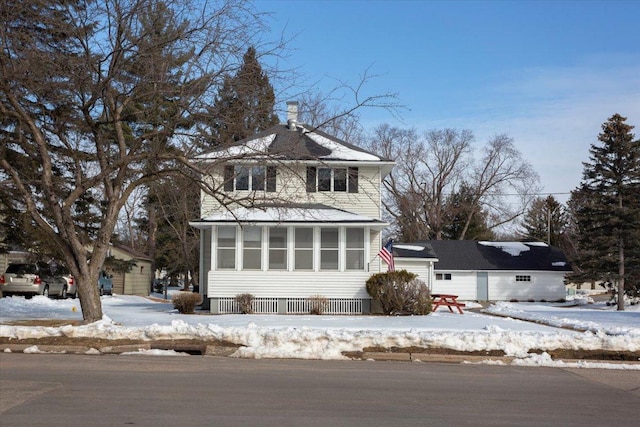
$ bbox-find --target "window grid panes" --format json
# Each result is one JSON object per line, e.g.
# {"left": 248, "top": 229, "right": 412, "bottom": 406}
{"left": 251, "top": 166, "right": 266, "bottom": 191}
{"left": 333, "top": 168, "right": 347, "bottom": 192}
{"left": 217, "top": 226, "right": 236, "bottom": 269}
{"left": 318, "top": 168, "right": 331, "bottom": 191}
{"left": 436, "top": 273, "right": 452, "bottom": 280}
{"left": 306, "top": 167, "right": 359, "bottom": 193}
{"left": 235, "top": 166, "right": 250, "bottom": 191}
{"left": 294, "top": 228, "right": 313, "bottom": 270}
{"left": 268, "top": 227, "right": 288, "bottom": 270}
{"left": 345, "top": 228, "right": 364, "bottom": 270}
{"left": 515, "top": 275, "right": 531, "bottom": 282}
{"left": 320, "top": 228, "right": 339, "bottom": 270}
{"left": 242, "top": 226, "right": 262, "bottom": 270}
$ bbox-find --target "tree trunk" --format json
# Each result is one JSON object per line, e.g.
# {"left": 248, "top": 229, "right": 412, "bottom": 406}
{"left": 77, "top": 271, "right": 103, "bottom": 323}
{"left": 618, "top": 238, "right": 625, "bottom": 311}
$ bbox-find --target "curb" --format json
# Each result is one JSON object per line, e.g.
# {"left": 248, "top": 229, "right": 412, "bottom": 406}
{"left": 3, "top": 343, "right": 639, "bottom": 366}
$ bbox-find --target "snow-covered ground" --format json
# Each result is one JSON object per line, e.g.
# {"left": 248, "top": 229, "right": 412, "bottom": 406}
{"left": 1, "top": 293, "right": 639, "bottom": 369}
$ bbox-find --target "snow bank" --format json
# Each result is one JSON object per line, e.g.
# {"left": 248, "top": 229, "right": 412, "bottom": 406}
{"left": 1, "top": 295, "right": 639, "bottom": 366}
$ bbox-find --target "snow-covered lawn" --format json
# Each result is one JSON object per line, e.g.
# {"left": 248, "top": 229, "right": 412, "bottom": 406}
{"left": 1, "top": 293, "right": 639, "bottom": 370}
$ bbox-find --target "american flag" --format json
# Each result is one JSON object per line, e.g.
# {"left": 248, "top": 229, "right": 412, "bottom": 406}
{"left": 378, "top": 239, "right": 395, "bottom": 271}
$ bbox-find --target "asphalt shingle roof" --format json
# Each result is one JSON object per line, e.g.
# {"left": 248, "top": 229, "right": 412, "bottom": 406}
{"left": 201, "top": 123, "right": 393, "bottom": 162}
{"left": 399, "top": 240, "right": 572, "bottom": 272}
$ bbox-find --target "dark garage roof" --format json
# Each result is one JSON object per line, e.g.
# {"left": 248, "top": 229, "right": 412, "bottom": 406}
{"left": 398, "top": 240, "right": 572, "bottom": 272}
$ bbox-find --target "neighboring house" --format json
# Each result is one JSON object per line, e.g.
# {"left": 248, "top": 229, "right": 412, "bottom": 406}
{"left": 0, "top": 251, "right": 30, "bottom": 276}
{"left": 108, "top": 245, "right": 153, "bottom": 296}
{"left": 191, "top": 101, "right": 395, "bottom": 314}
{"left": 396, "top": 240, "right": 571, "bottom": 302}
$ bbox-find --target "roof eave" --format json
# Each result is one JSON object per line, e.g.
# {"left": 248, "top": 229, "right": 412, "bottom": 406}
{"left": 190, "top": 220, "right": 388, "bottom": 229}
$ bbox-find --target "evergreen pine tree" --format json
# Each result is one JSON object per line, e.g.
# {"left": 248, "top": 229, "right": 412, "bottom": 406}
{"left": 568, "top": 114, "right": 640, "bottom": 309}
{"left": 208, "top": 46, "right": 279, "bottom": 145}
{"left": 520, "top": 196, "right": 567, "bottom": 246}
{"left": 442, "top": 185, "right": 495, "bottom": 240}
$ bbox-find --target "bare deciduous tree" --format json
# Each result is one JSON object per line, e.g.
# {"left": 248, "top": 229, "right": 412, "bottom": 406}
{"left": 0, "top": 0, "right": 400, "bottom": 322}
{"left": 0, "top": 0, "right": 269, "bottom": 322}
{"left": 368, "top": 125, "right": 539, "bottom": 241}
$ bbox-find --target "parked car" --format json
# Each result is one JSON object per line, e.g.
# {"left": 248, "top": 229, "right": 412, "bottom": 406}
{"left": 98, "top": 270, "right": 113, "bottom": 296}
{"left": 0, "top": 262, "right": 67, "bottom": 298}
{"left": 62, "top": 274, "right": 78, "bottom": 299}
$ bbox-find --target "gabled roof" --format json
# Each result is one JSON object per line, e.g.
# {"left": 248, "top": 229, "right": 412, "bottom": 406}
{"left": 112, "top": 245, "right": 153, "bottom": 262}
{"left": 198, "top": 123, "right": 394, "bottom": 175}
{"left": 402, "top": 240, "right": 572, "bottom": 272}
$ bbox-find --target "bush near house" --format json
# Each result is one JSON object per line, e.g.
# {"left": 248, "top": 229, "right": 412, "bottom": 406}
{"left": 235, "top": 293, "right": 255, "bottom": 314}
{"left": 366, "top": 270, "right": 432, "bottom": 315}
{"left": 308, "top": 295, "right": 328, "bottom": 315}
{"left": 172, "top": 292, "right": 202, "bottom": 314}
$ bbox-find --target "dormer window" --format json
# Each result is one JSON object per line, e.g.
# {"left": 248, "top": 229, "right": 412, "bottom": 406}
{"left": 306, "top": 167, "right": 358, "bottom": 193}
{"left": 224, "top": 165, "right": 276, "bottom": 192}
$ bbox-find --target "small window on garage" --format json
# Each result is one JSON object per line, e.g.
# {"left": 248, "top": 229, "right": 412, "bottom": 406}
{"left": 516, "top": 275, "right": 531, "bottom": 282}
{"left": 436, "top": 273, "right": 452, "bottom": 280}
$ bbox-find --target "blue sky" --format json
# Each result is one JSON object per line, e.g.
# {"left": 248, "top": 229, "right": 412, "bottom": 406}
{"left": 254, "top": 0, "right": 640, "bottom": 201}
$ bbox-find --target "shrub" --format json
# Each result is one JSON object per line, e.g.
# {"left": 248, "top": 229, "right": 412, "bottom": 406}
{"left": 235, "top": 293, "right": 255, "bottom": 314}
{"left": 172, "top": 291, "right": 202, "bottom": 314}
{"left": 366, "top": 270, "right": 431, "bottom": 315}
{"left": 308, "top": 295, "right": 328, "bottom": 315}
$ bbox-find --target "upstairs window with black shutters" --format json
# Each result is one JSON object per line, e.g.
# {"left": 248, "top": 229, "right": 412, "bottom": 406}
{"left": 224, "top": 165, "right": 276, "bottom": 192}
{"left": 306, "top": 167, "right": 358, "bottom": 193}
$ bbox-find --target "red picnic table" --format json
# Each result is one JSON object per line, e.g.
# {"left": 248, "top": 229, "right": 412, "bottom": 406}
{"left": 431, "top": 294, "right": 465, "bottom": 314}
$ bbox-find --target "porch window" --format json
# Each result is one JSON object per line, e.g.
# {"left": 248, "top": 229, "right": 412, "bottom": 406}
{"left": 268, "top": 227, "right": 288, "bottom": 270}
{"left": 242, "top": 226, "right": 262, "bottom": 270}
{"left": 515, "top": 275, "right": 531, "bottom": 282}
{"left": 320, "top": 228, "right": 339, "bottom": 270}
{"left": 294, "top": 228, "right": 313, "bottom": 270}
{"left": 345, "top": 228, "right": 365, "bottom": 270}
{"left": 217, "top": 226, "right": 236, "bottom": 269}
{"left": 436, "top": 273, "right": 452, "bottom": 280}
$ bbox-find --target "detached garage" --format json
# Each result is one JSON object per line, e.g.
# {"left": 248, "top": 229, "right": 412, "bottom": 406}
{"left": 108, "top": 246, "right": 153, "bottom": 296}
{"left": 396, "top": 240, "right": 571, "bottom": 302}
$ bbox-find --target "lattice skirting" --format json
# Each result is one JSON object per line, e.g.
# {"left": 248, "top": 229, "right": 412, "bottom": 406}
{"left": 215, "top": 297, "right": 367, "bottom": 314}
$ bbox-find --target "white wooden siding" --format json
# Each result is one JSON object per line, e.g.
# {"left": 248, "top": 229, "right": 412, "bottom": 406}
{"left": 394, "top": 259, "right": 435, "bottom": 290}
{"left": 431, "top": 271, "right": 477, "bottom": 300}
{"left": 430, "top": 270, "right": 567, "bottom": 301}
{"left": 488, "top": 271, "right": 565, "bottom": 301}
{"left": 207, "top": 270, "right": 372, "bottom": 299}
{"left": 200, "top": 163, "right": 383, "bottom": 219}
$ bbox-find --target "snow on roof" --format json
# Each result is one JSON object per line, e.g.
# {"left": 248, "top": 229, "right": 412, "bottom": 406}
{"left": 197, "top": 124, "right": 387, "bottom": 163}
{"left": 478, "top": 241, "right": 549, "bottom": 257}
{"left": 394, "top": 244, "right": 426, "bottom": 251}
{"left": 199, "top": 205, "right": 384, "bottom": 224}
{"left": 199, "top": 134, "right": 276, "bottom": 159}
{"left": 310, "top": 132, "right": 382, "bottom": 161}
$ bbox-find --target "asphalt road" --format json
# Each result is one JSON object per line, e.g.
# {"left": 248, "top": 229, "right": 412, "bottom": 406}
{"left": 1, "top": 353, "right": 638, "bottom": 426}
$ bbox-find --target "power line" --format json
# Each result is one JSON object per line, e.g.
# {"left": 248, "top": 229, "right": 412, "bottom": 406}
{"left": 486, "top": 192, "right": 572, "bottom": 197}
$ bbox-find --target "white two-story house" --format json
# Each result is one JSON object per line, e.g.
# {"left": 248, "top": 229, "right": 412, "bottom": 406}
{"left": 191, "top": 102, "right": 396, "bottom": 314}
